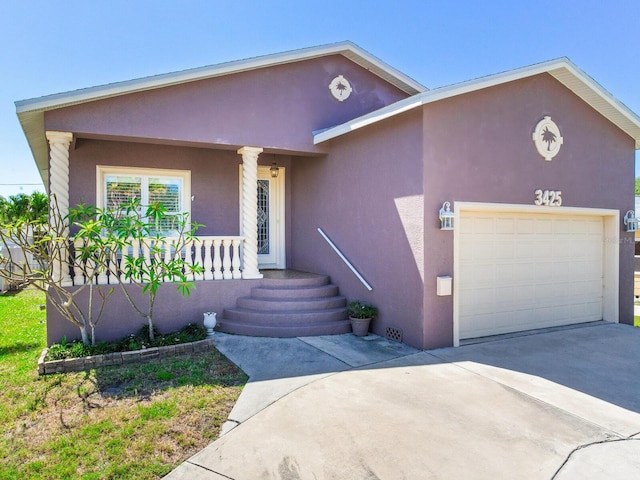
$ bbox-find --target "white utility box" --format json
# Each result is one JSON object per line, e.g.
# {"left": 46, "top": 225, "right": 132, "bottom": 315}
{"left": 436, "top": 275, "right": 452, "bottom": 296}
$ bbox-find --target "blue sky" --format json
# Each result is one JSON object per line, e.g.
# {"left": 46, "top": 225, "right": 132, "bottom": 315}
{"left": 1, "top": 0, "right": 639, "bottom": 198}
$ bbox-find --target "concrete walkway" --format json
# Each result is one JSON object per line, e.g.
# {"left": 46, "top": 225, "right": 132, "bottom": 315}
{"left": 165, "top": 323, "right": 640, "bottom": 479}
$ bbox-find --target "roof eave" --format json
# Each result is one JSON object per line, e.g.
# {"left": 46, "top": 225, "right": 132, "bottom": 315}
{"left": 15, "top": 41, "right": 426, "bottom": 115}
{"left": 16, "top": 41, "right": 428, "bottom": 185}
{"left": 16, "top": 110, "right": 49, "bottom": 189}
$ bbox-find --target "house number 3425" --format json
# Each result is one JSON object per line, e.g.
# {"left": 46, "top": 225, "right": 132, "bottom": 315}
{"left": 534, "top": 189, "right": 562, "bottom": 206}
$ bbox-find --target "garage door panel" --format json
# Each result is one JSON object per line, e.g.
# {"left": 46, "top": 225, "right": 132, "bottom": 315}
{"left": 474, "top": 241, "right": 497, "bottom": 260}
{"left": 530, "top": 240, "right": 553, "bottom": 258}
{"left": 458, "top": 211, "right": 604, "bottom": 340}
{"left": 474, "top": 217, "right": 496, "bottom": 234}
{"left": 516, "top": 218, "right": 535, "bottom": 234}
{"left": 534, "top": 219, "right": 553, "bottom": 234}
{"left": 496, "top": 218, "right": 515, "bottom": 233}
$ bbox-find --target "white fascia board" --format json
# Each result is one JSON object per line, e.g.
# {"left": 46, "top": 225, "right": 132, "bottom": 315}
{"left": 315, "top": 57, "right": 640, "bottom": 148}
{"left": 548, "top": 61, "right": 640, "bottom": 149}
{"left": 314, "top": 96, "right": 424, "bottom": 144}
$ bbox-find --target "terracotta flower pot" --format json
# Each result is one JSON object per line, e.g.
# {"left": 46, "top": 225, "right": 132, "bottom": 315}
{"left": 350, "top": 317, "right": 371, "bottom": 337}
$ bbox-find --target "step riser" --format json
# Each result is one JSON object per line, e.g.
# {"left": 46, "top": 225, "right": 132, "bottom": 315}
{"left": 263, "top": 275, "right": 329, "bottom": 288}
{"left": 216, "top": 319, "right": 352, "bottom": 337}
{"left": 223, "top": 308, "right": 348, "bottom": 325}
{"left": 252, "top": 285, "right": 339, "bottom": 299}
{"left": 237, "top": 296, "right": 346, "bottom": 311}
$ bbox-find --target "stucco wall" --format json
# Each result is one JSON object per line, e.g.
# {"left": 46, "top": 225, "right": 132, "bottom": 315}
{"left": 422, "top": 73, "right": 636, "bottom": 348}
{"left": 290, "top": 109, "right": 426, "bottom": 349}
{"left": 44, "top": 55, "right": 409, "bottom": 155}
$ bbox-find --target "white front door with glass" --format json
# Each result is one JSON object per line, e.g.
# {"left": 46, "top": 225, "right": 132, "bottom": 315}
{"left": 241, "top": 165, "right": 285, "bottom": 269}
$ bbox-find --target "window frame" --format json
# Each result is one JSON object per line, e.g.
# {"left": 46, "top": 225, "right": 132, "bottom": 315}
{"left": 96, "top": 166, "right": 191, "bottom": 235}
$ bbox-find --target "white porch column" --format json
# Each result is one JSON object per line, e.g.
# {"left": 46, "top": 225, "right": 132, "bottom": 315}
{"left": 238, "top": 146, "right": 263, "bottom": 279}
{"left": 46, "top": 131, "right": 73, "bottom": 286}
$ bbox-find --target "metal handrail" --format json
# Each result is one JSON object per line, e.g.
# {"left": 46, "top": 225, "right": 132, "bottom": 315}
{"left": 317, "top": 227, "right": 372, "bottom": 291}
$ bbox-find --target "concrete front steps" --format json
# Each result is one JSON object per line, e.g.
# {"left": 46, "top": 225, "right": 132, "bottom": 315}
{"left": 216, "top": 273, "right": 351, "bottom": 337}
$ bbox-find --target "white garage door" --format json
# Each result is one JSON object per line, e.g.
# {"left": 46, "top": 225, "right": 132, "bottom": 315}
{"left": 458, "top": 210, "right": 604, "bottom": 340}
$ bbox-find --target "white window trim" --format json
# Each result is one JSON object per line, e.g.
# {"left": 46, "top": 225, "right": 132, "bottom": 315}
{"left": 96, "top": 165, "right": 191, "bottom": 223}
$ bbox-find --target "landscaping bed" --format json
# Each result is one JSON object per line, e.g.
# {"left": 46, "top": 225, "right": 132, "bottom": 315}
{"left": 40, "top": 323, "right": 213, "bottom": 375}
{"left": 39, "top": 337, "right": 217, "bottom": 375}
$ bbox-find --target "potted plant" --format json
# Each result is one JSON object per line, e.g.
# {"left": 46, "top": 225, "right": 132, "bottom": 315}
{"left": 346, "top": 300, "right": 377, "bottom": 337}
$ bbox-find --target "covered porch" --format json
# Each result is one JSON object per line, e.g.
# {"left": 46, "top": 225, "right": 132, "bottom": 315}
{"left": 46, "top": 132, "right": 279, "bottom": 286}
{"left": 44, "top": 130, "right": 352, "bottom": 345}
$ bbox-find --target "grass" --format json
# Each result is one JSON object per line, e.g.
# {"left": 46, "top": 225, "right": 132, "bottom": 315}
{"left": 635, "top": 316, "right": 640, "bottom": 327}
{"left": 0, "top": 288, "right": 248, "bottom": 479}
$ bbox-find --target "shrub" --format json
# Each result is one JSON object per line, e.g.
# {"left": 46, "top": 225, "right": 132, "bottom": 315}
{"left": 45, "top": 323, "right": 209, "bottom": 361}
{"left": 346, "top": 300, "right": 378, "bottom": 319}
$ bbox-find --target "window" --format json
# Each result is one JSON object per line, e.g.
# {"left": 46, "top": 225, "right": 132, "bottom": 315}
{"left": 97, "top": 166, "right": 191, "bottom": 236}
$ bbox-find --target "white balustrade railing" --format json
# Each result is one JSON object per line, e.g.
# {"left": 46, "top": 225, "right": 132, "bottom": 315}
{"left": 70, "top": 236, "right": 245, "bottom": 286}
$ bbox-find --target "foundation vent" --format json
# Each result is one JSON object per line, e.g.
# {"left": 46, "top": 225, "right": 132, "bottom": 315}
{"left": 385, "top": 326, "right": 403, "bottom": 343}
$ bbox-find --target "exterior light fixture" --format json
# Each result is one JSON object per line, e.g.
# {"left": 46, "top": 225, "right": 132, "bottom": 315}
{"left": 270, "top": 163, "right": 279, "bottom": 178}
{"left": 439, "top": 201, "right": 454, "bottom": 230}
{"left": 623, "top": 210, "right": 638, "bottom": 233}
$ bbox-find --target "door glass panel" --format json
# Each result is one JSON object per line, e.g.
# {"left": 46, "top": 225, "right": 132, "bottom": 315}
{"left": 257, "top": 179, "right": 270, "bottom": 254}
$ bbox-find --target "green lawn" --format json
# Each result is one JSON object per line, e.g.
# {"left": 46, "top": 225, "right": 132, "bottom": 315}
{"left": 0, "top": 288, "right": 247, "bottom": 479}
{"left": 636, "top": 316, "right": 640, "bottom": 327}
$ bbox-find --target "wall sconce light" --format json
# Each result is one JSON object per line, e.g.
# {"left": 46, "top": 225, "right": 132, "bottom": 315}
{"left": 270, "top": 163, "right": 279, "bottom": 178}
{"left": 439, "top": 201, "right": 454, "bottom": 230}
{"left": 623, "top": 210, "right": 638, "bottom": 232}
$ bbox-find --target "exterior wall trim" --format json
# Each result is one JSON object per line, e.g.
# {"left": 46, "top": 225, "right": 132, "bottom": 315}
{"left": 452, "top": 202, "right": 620, "bottom": 346}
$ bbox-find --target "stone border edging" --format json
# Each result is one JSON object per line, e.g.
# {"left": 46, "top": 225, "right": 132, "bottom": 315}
{"left": 38, "top": 337, "right": 217, "bottom": 375}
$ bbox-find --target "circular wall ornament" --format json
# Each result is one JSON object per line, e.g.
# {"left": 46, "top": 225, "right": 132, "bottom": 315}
{"left": 532, "top": 116, "right": 563, "bottom": 161}
{"left": 329, "top": 75, "right": 352, "bottom": 102}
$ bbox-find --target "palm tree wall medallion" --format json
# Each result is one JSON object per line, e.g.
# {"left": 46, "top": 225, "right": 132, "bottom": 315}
{"left": 533, "top": 116, "right": 563, "bottom": 161}
{"left": 329, "top": 75, "right": 352, "bottom": 101}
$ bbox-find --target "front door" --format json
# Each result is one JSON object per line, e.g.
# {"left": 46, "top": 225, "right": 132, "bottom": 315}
{"left": 256, "top": 166, "right": 285, "bottom": 269}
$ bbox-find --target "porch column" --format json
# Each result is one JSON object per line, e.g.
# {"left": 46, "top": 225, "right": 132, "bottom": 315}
{"left": 238, "top": 146, "right": 263, "bottom": 279}
{"left": 46, "top": 131, "right": 73, "bottom": 286}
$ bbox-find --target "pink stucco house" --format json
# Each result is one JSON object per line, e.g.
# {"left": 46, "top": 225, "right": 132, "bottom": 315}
{"left": 16, "top": 42, "right": 640, "bottom": 349}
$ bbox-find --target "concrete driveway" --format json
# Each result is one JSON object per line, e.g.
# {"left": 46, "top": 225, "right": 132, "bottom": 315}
{"left": 166, "top": 323, "right": 640, "bottom": 479}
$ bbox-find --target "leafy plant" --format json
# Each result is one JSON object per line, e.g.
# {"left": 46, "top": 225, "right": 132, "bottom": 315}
{"left": 0, "top": 192, "right": 48, "bottom": 224}
{"left": 45, "top": 323, "right": 208, "bottom": 360}
{"left": 69, "top": 199, "right": 204, "bottom": 342}
{"left": 2, "top": 194, "right": 204, "bottom": 346}
{"left": 346, "top": 300, "right": 378, "bottom": 319}
{"left": 0, "top": 195, "right": 111, "bottom": 345}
